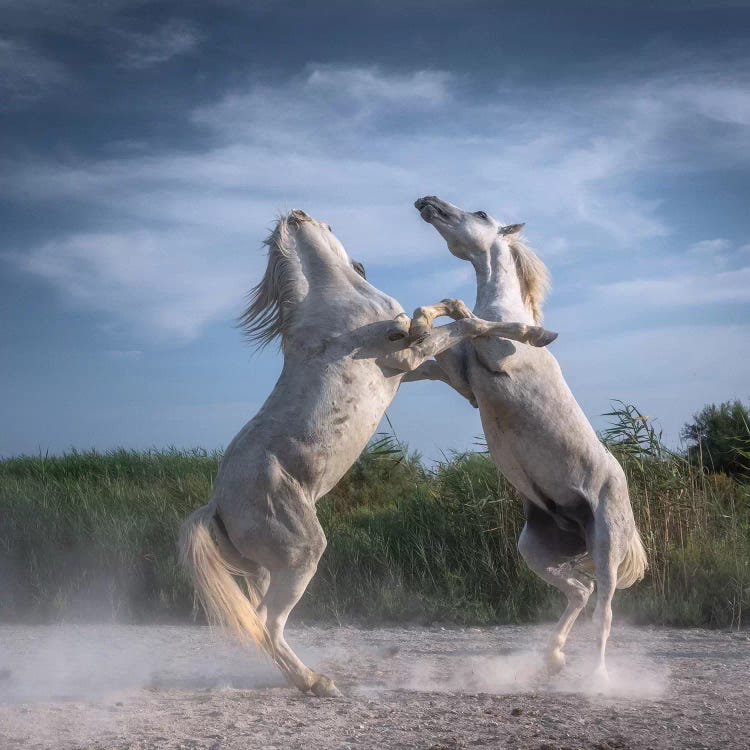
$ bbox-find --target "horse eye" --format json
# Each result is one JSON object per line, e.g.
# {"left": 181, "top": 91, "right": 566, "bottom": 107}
{"left": 352, "top": 261, "right": 366, "bottom": 279}
{"left": 474, "top": 211, "right": 488, "bottom": 220}
{"left": 327, "top": 225, "right": 332, "bottom": 231}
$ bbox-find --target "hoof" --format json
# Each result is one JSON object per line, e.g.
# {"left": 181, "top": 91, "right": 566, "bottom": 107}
{"left": 388, "top": 314, "right": 411, "bottom": 341}
{"left": 310, "top": 675, "right": 342, "bottom": 698}
{"left": 444, "top": 299, "right": 474, "bottom": 320}
{"left": 545, "top": 649, "right": 566, "bottom": 674}
{"left": 407, "top": 322, "right": 431, "bottom": 342}
{"left": 528, "top": 327, "right": 558, "bottom": 347}
{"left": 592, "top": 664, "right": 609, "bottom": 687}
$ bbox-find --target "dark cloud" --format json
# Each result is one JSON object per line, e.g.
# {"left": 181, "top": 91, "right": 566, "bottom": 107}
{"left": 0, "top": 38, "right": 67, "bottom": 105}
{"left": 1, "top": 0, "right": 748, "bottom": 457}
{"left": 118, "top": 19, "right": 199, "bottom": 69}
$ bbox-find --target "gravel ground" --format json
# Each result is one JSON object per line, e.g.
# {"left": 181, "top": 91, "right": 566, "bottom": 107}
{"left": 0, "top": 623, "right": 747, "bottom": 749}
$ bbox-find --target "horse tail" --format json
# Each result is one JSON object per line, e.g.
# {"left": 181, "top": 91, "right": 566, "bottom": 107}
{"left": 179, "top": 504, "right": 273, "bottom": 655}
{"left": 616, "top": 526, "right": 648, "bottom": 589}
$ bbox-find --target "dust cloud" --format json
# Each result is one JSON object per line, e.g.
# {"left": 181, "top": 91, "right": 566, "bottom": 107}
{"left": 401, "top": 645, "right": 666, "bottom": 699}
{"left": 5, "top": 624, "right": 747, "bottom": 750}
{"left": 0, "top": 624, "right": 281, "bottom": 704}
{"left": 0, "top": 622, "right": 667, "bottom": 707}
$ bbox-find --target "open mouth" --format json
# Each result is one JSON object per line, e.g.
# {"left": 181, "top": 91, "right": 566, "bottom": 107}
{"left": 414, "top": 196, "right": 452, "bottom": 224}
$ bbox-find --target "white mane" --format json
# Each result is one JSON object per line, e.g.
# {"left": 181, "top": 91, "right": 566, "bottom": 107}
{"left": 507, "top": 235, "right": 550, "bottom": 324}
{"left": 238, "top": 213, "right": 307, "bottom": 349}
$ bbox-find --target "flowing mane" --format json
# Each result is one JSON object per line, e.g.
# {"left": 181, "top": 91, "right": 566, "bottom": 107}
{"left": 238, "top": 213, "right": 308, "bottom": 349}
{"left": 507, "top": 235, "right": 550, "bottom": 324}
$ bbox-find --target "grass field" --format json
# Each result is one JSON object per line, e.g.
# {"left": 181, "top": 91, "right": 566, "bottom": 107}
{"left": 1, "top": 407, "right": 748, "bottom": 628}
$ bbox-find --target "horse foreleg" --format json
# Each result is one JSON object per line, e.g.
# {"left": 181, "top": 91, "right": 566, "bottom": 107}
{"left": 379, "top": 317, "right": 556, "bottom": 373}
{"left": 408, "top": 298, "right": 558, "bottom": 346}
{"left": 409, "top": 298, "right": 475, "bottom": 339}
{"left": 480, "top": 320, "right": 558, "bottom": 347}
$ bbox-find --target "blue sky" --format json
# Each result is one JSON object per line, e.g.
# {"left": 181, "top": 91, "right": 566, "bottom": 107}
{"left": 1, "top": 0, "right": 749, "bottom": 461}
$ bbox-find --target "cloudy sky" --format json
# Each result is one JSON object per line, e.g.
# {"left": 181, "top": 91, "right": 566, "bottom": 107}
{"left": 1, "top": 0, "right": 749, "bottom": 460}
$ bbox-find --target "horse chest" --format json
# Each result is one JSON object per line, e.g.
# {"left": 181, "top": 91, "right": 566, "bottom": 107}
{"left": 318, "top": 364, "right": 396, "bottom": 443}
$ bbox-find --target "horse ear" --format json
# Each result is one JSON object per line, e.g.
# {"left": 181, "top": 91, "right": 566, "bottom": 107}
{"left": 499, "top": 223, "right": 525, "bottom": 236}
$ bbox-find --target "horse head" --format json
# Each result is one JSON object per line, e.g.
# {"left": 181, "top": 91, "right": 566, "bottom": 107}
{"left": 239, "top": 209, "right": 401, "bottom": 349}
{"left": 415, "top": 195, "right": 548, "bottom": 325}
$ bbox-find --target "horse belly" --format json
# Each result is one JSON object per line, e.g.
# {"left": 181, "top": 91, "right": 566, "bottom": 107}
{"left": 471, "top": 366, "right": 600, "bottom": 510}
{"left": 481, "top": 418, "right": 537, "bottom": 497}
{"left": 481, "top": 421, "right": 594, "bottom": 536}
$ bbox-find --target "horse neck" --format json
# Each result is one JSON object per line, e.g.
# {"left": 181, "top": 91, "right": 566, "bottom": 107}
{"left": 286, "top": 256, "right": 396, "bottom": 345}
{"left": 471, "top": 238, "right": 535, "bottom": 324}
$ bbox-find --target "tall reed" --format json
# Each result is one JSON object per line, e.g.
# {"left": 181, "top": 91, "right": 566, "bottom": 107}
{"left": 1, "top": 407, "right": 747, "bottom": 627}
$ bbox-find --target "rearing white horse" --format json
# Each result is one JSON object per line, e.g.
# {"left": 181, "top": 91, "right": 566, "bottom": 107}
{"left": 408, "top": 196, "right": 647, "bottom": 681}
{"left": 180, "top": 209, "right": 557, "bottom": 696}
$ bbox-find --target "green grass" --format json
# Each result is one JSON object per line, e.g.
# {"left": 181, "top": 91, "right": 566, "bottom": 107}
{"left": 0, "top": 448, "right": 219, "bottom": 623}
{"left": 1, "top": 412, "right": 748, "bottom": 627}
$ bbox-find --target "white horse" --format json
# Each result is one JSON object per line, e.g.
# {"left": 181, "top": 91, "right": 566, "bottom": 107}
{"left": 180, "top": 209, "right": 557, "bottom": 696}
{"left": 408, "top": 196, "right": 647, "bottom": 681}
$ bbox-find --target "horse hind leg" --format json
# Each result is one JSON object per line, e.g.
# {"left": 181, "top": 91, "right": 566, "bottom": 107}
{"left": 547, "top": 571, "right": 595, "bottom": 673}
{"left": 518, "top": 511, "right": 594, "bottom": 673}
{"left": 259, "top": 561, "right": 342, "bottom": 697}
{"left": 223, "top": 505, "right": 338, "bottom": 696}
{"left": 589, "top": 476, "right": 647, "bottom": 684}
{"left": 212, "top": 515, "right": 271, "bottom": 602}
{"left": 589, "top": 518, "right": 624, "bottom": 684}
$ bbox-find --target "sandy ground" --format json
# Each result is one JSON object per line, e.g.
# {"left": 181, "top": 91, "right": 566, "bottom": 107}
{"left": 0, "top": 623, "right": 748, "bottom": 749}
